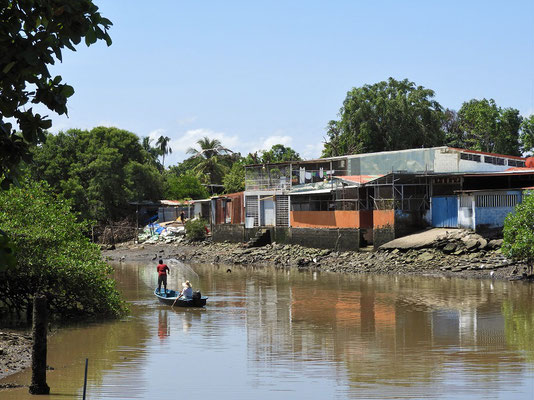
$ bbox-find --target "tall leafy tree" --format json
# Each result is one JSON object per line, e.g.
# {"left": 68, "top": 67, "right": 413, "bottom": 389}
{"left": 442, "top": 109, "right": 465, "bottom": 148}
{"left": 142, "top": 136, "right": 163, "bottom": 169}
{"left": 164, "top": 171, "right": 209, "bottom": 200}
{"left": 0, "top": 178, "right": 126, "bottom": 318}
{"left": 223, "top": 162, "right": 245, "bottom": 193}
{"left": 322, "top": 78, "right": 444, "bottom": 156}
{"left": 156, "top": 135, "right": 172, "bottom": 168}
{"left": 0, "top": 0, "right": 112, "bottom": 187}
{"left": 260, "top": 144, "right": 301, "bottom": 163}
{"left": 457, "top": 99, "right": 522, "bottom": 156}
{"left": 31, "top": 127, "right": 163, "bottom": 222}
{"left": 186, "top": 137, "right": 233, "bottom": 185}
{"left": 520, "top": 114, "right": 534, "bottom": 155}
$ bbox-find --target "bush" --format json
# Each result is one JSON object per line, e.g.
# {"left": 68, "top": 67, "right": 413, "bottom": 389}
{"left": 0, "top": 179, "right": 127, "bottom": 319}
{"left": 185, "top": 218, "right": 208, "bottom": 241}
{"left": 503, "top": 192, "right": 534, "bottom": 275}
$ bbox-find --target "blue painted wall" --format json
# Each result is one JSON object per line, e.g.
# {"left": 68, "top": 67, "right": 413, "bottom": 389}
{"left": 475, "top": 191, "right": 522, "bottom": 233}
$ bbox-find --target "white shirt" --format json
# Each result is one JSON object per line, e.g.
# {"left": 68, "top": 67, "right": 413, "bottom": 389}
{"left": 181, "top": 287, "right": 193, "bottom": 299}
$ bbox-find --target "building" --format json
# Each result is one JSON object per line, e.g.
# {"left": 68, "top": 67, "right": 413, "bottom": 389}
{"left": 207, "top": 147, "right": 530, "bottom": 250}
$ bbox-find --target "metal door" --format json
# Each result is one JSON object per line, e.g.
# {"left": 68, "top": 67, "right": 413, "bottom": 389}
{"left": 432, "top": 196, "right": 458, "bottom": 227}
{"left": 261, "top": 198, "right": 276, "bottom": 226}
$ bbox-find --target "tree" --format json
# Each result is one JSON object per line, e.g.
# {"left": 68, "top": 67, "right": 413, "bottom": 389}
{"left": 457, "top": 99, "right": 522, "bottom": 156}
{"left": 186, "top": 137, "right": 233, "bottom": 185}
{"left": 0, "top": 178, "right": 126, "bottom": 318}
{"left": 322, "top": 78, "right": 444, "bottom": 156}
{"left": 520, "top": 114, "right": 534, "bottom": 155}
{"left": 164, "top": 171, "right": 209, "bottom": 200}
{"left": 223, "top": 162, "right": 245, "bottom": 193}
{"left": 502, "top": 192, "right": 534, "bottom": 276}
{"left": 141, "top": 136, "right": 163, "bottom": 170}
{"left": 30, "top": 127, "right": 163, "bottom": 222}
{"left": 442, "top": 109, "right": 465, "bottom": 148}
{"left": 260, "top": 144, "right": 301, "bottom": 163}
{"left": 0, "top": 0, "right": 112, "bottom": 187}
{"left": 156, "top": 135, "right": 172, "bottom": 168}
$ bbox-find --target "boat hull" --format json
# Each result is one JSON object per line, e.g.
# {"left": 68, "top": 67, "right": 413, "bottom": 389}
{"left": 154, "top": 289, "right": 207, "bottom": 307}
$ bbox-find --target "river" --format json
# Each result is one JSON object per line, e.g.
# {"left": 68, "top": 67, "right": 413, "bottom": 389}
{"left": 2, "top": 261, "right": 533, "bottom": 399}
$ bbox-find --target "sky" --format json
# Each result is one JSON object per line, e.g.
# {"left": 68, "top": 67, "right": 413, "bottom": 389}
{"left": 44, "top": 0, "right": 534, "bottom": 166}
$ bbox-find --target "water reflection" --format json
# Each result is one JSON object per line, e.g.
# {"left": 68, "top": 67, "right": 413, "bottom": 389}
{"left": 1, "top": 263, "right": 533, "bottom": 399}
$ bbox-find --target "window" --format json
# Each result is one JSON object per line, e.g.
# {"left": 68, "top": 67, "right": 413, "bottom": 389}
{"left": 460, "top": 153, "right": 481, "bottom": 162}
{"left": 508, "top": 159, "right": 526, "bottom": 167}
{"left": 484, "top": 156, "right": 505, "bottom": 165}
{"left": 475, "top": 194, "right": 519, "bottom": 208}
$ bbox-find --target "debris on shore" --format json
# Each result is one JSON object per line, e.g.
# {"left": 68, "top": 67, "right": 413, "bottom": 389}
{"left": 104, "top": 229, "right": 529, "bottom": 281}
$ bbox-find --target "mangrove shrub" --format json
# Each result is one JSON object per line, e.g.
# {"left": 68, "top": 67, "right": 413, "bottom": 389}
{"left": 0, "top": 179, "right": 126, "bottom": 319}
{"left": 502, "top": 192, "right": 534, "bottom": 275}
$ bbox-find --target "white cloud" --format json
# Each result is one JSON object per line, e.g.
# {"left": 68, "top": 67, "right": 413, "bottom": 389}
{"left": 302, "top": 142, "right": 324, "bottom": 160}
{"left": 179, "top": 128, "right": 240, "bottom": 153}
{"left": 148, "top": 128, "right": 166, "bottom": 142}
{"left": 261, "top": 135, "right": 293, "bottom": 150}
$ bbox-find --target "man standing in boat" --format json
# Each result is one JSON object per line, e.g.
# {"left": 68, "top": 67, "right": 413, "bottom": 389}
{"left": 157, "top": 259, "right": 170, "bottom": 296}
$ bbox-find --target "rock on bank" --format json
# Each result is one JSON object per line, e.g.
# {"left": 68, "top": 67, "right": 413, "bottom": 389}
{"left": 104, "top": 233, "right": 527, "bottom": 281}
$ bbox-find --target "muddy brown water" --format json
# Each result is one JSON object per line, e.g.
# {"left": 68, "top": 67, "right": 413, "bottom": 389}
{"left": 1, "top": 261, "right": 533, "bottom": 399}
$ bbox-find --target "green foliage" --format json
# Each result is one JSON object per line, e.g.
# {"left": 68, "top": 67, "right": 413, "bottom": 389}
{"left": 141, "top": 137, "right": 163, "bottom": 170}
{"left": 223, "top": 162, "right": 245, "bottom": 193}
{"left": 520, "top": 115, "right": 534, "bottom": 155}
{"left": 30, "top": 127, "right": 163, "bottom": 222}
{"left": 185, "top": 218, "right": 207, "bottom": 241}
{"left": 503, "top": 193, "right": 534, "bottom": 273}
{"left": 156, "top": 135, "right": 172, "bottom": 168}
{"left": 322, "top": 78, "right": 444, "bottom": 156}
{"left": 260, "top": 144, "right": 301, "bottom": 163}
{"left": 186, "top": 137, "right": 233, "bottom": 184}
{"left": 456, "top": 99, "right": 522, "bottom": 156}
{"left": 0, "top": 0, "right": 112, "bottom": 187}
{"left": 164, "top": 171, "right": 209, "bottom": 200}
{"left": 0, "top": 179, "right": 126, "bottom": 319}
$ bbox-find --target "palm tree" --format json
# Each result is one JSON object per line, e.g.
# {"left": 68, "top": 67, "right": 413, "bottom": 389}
{"left": 142, "top": 137, "right": 162, "bottom": 169}
{"left": 186, "top": 137, "right": 233, "bottom": 184}
{"left": 156, "top": 135, "right": 172, "bottom": 168}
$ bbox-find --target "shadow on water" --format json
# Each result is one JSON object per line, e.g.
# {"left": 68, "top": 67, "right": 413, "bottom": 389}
{"left": 1, "top": 261, "right": 533, "bottom": 399}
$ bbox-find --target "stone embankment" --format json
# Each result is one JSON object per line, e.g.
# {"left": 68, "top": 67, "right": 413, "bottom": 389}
{"left": 105, "top": 229, "right": 528, "bottom": 281}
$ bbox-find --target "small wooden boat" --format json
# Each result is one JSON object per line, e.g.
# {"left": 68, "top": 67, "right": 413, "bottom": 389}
{"left": 154, "top": 289, "right": 207, "bottom": 307}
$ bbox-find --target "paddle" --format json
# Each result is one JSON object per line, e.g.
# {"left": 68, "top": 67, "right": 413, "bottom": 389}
{"left": 171, "top": 290, "right": 181, "bottom": 307}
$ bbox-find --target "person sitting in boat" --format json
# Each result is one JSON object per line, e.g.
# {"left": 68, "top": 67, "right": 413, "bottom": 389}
{"left": 157, "top": 259, "right": 170, "bottom": 296}
{"left": 179, "top": 280, "right": 193, "bottom": 299}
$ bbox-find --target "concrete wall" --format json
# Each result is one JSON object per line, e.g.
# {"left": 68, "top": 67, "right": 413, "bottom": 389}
{"left": 215, "top": 227, "right": 361, "bottom": 251}
{"left": 212, "top": 224, "right": 245, "bottom": 243}
{"left": 373, "top": 227, "right": 395, "bottom": 248}
{"left": 283, "top": 227, "right": 359, "bottom": 251}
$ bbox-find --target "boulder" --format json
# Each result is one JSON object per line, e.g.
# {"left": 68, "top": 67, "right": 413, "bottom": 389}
{"left": 465, "top": 239, "right": 479, "bottom": 250}
{"left": 443, "top": 243, "right": 457, "bottom": 253}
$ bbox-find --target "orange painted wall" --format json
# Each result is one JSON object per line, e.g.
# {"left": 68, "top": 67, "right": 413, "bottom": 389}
{"left": 373, "top": 210, "right": 395, "bottom": 228}
{"left": 290, "top": 210, "right": 360, "bottom": 228}
{"left": 359, "top": 210, "right": 373, "bottom": 228}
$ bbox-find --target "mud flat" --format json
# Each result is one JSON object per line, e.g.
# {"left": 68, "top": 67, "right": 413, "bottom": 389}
{"left": 0, "top": 330, "right": 31, "bottom": 385}
{"left": 103, "top": 230, "right": 529, "bottom": 281}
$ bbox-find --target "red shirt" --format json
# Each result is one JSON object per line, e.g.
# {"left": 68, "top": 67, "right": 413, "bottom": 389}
{"left": 157, "top": 264, "right": 169, "bottom": 276}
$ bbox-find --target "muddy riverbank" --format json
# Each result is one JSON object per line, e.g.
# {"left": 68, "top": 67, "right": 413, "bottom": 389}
{"left": 102, "top": 231, "right": 529, "bottom": 281}
{"left": 0, "top": 330, "right": 31, "bottom": 385}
